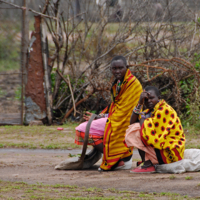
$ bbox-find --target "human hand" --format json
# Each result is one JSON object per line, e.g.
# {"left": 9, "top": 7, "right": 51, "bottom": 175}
{"left": 138, "top": 90, "right": 150, "bottom": 105}
{"left": 83, "top": 111, "right": 93, "bottom": 121}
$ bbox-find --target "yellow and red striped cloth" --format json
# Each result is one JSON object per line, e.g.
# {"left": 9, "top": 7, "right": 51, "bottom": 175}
{"left": 100, "top": 69, "right": 142, "bottom": 170}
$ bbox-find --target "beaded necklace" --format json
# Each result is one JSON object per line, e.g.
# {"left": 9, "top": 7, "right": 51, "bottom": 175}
{"left": 115, "top": 80, "right": 121, "bottom": 97}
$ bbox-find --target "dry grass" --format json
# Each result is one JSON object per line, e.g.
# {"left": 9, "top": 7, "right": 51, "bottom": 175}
{"left": 0, "top": 179, "right": 193, "bottom": 200}
{"left": 0, "top": 123, "right": 199, "bottom": 150}
{"left": 0, "top": 123, "right": 79, "bottom": 149}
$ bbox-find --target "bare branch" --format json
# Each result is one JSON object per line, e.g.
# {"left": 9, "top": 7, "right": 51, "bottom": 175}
{"left": 0, "top": 0, "right": 57, "bottom": 20}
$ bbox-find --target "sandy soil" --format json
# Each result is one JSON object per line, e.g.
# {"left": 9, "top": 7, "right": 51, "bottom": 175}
{"left": 0, "top": 149, "right": 200, "bottom": 198}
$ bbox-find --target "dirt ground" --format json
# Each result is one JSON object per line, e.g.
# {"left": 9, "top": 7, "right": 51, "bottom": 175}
{"left": 0, "top": 149, "right": 200, "bottom": 198}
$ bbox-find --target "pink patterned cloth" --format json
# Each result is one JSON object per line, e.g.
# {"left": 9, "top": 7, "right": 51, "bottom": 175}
{"left": 75, "top": 117, "right": 108, "bottom": 136}
{"left": 125, "top": 123, "right": 158, "bottom": 164}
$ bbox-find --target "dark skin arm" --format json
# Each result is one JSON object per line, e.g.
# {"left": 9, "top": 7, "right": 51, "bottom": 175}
{"left": 130, "top": 91, "right": 150, "bottom": 125}
{"left": 130, "top": 112, "right": 139, "bottom": 125}
{"left": 83, "top": 111, "right": 104, "bottom": 121}
{"left": 130, "top": 112, "right": 145, "bottom": 126}
{"left": 83, "top": 111, "right": 93, "bottom": 121}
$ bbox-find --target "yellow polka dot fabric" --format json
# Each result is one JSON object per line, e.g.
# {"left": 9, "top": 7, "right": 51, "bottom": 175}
{"left": 141, "top": 100, "right": 185, "bottom": 164}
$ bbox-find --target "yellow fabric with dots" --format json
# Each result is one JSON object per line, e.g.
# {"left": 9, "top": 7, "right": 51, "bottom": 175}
{"left": 141, "top": 99, "right": 185, "bottom": 163}
{"left": 100, "top": 69, "right": 143, "bottom": 170}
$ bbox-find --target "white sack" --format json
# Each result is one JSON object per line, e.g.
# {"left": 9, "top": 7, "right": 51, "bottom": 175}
{"left": 156, "top": 149, "right": 200, "bottom": 174}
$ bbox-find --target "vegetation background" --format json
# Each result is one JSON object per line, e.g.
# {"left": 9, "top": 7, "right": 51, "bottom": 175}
{"left": 0, "top": 2, "right": 200, "bottom": 199}
{"left": 0, "top": 0, "right": 199, "bottom": 129}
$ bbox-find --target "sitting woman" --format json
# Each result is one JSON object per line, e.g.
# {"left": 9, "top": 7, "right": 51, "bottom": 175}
{"left": 75, "top": 55, "right": 143, "bottom": 171}
{"left": 126, "top": 86, "right": 185, "bottom": 173}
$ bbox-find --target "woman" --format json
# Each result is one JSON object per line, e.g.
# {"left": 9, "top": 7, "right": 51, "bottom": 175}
{"left": 75, "top": 55, "right": 143, "bottom": 171}
{"left": 126, "top": 86, "right": 185, "bottom": 173}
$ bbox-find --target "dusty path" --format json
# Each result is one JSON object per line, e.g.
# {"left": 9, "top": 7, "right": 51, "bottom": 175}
{"left": 0, "top": 148, "right": 200, "bottom": 198}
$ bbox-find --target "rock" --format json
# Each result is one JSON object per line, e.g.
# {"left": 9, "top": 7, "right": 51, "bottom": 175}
{"left": 24, "top": 96, "right": 46, "bottom": 125}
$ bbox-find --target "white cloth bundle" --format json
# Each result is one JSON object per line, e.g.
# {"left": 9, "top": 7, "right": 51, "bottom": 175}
{"left": 156, "top": 149, "right": 200, "bottom": 174}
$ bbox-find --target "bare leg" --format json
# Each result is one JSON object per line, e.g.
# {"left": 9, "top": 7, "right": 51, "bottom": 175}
{"left": 94, "top": 143, "right": 103, "bottom": 153}
{"left": 138, "top": 149, "right": 145, "bottom": 162}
